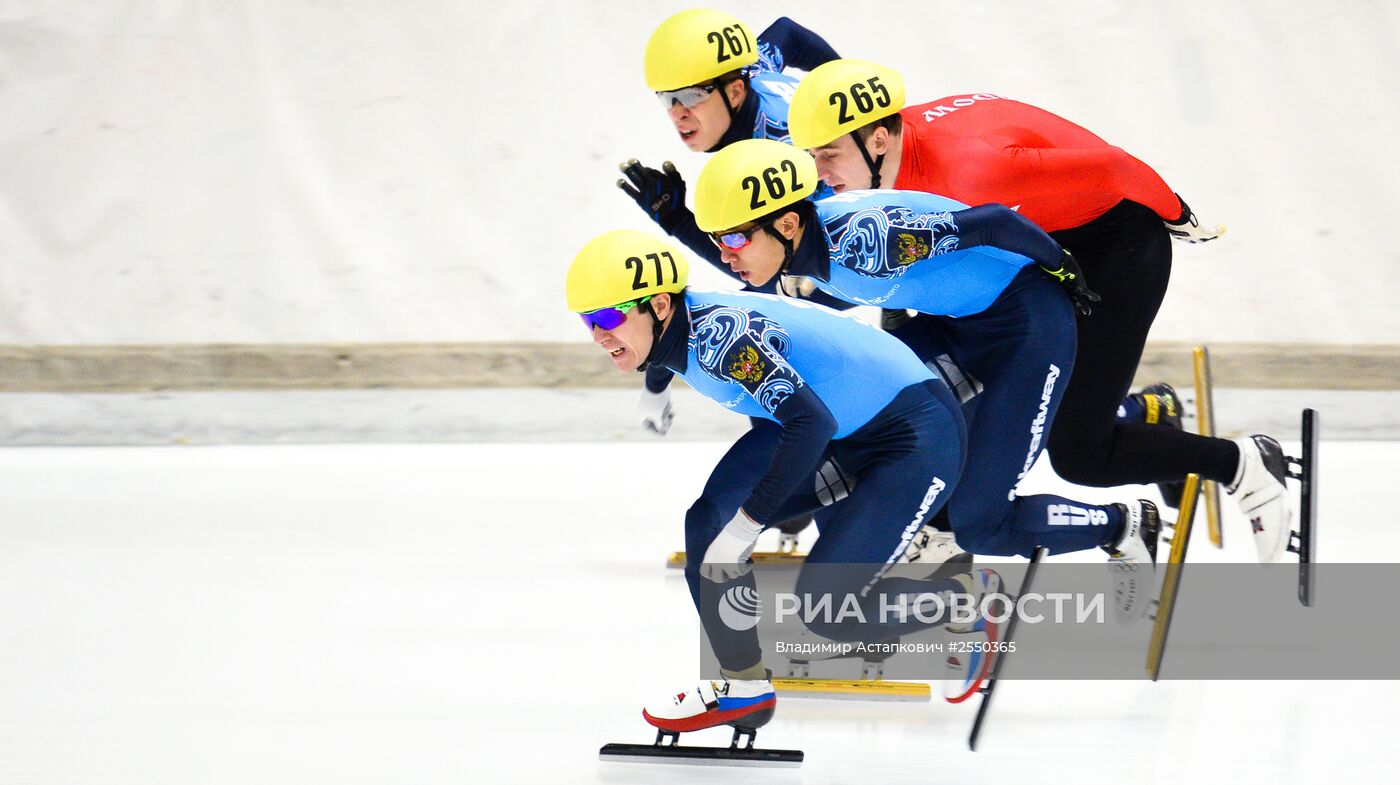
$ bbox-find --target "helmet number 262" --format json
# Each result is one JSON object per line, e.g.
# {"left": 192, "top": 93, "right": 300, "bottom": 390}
{"left": 741, "top": 160, "right": 804, "bottom": 211}
{"left": 829, "top": 77, "right": 892, "bottom": 124}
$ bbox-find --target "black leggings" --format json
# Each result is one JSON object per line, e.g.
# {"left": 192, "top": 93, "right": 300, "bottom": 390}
{"left": 1046, "top": 200, "right": 1239, "bottom": 486}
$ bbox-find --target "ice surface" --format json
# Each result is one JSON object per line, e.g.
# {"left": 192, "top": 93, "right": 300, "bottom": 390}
{"left": 0, "top": 439, "right": 1395, "bottom": 783}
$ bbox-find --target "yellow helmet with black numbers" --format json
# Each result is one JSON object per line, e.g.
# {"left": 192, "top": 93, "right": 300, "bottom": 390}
{"left": 788, "top": 59, "right": 907, "bottom": 148}
{"left": 694, "top": 139, "right": 819, "bottom": 232}
{"left": 566, "top": 230, "right": 690, "bottom": 314}
{"left": 644, "top": 9, "right": 759, "bottom": 91}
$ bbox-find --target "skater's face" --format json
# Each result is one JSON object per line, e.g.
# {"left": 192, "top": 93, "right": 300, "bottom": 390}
{"left": 586, "top": 294, "right": 673, "bottom": 372}
{"left": 712, "top": 212, "right": 799, "bottom": 287}
{"left": 662, "top": 78, "right": 745, "bottom": 152}
{"left": 810, "top": 129, "right": 892, "bottom": 192}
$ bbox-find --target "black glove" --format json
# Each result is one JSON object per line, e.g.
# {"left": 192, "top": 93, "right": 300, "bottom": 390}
{"left": 1040, "top": 249, "right": 1101, "bottom": 317}
{"left": 617, "top": 160, "right": 688, "bottom": 234}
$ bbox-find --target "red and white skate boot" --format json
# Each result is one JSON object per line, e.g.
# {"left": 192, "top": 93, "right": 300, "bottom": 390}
{"left": 642, "top": 678, "right": 777, "bottom": 733}
{"left": 942, "top": 568, "right": 1003, "bottom": 703}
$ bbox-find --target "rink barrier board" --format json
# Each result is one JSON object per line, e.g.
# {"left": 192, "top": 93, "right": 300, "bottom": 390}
{"left": 4, "top": 341, "right": 1400, "bottom": 392}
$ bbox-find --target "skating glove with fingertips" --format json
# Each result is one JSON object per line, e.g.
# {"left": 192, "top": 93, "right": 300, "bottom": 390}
{"left": 636, "top": 386, "right": 674, "bottom": 437}
{"left": 700, "top": 510, "right": 764, "bottom": 583}
{"left": 617, "top": 160, "right": 690, "bottom": 235}
{"left": 1040, "top": 249, "right": 1101, "bottom": 317}
{"left": 1164, "top": 194, "right": 1226, "bottom": 244}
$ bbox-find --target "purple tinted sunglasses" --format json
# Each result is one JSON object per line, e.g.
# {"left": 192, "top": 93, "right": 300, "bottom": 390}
{"left": 578, "top": 295, "right": 652, "bottom": 331}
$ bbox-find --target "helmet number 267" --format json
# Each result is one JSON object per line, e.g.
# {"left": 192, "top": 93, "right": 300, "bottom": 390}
{"left": 706, "top": 25, "right": 752, "bottom": 63}
{"left": 829, "top": 77, "right": 892, "bottom": 124}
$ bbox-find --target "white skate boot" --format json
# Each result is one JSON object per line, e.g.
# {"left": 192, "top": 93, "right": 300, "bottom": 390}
{"left": 942, "top": 568, "right": 1003, "bottom": 702}
{"left": 1103, "top": 500, "right": 1160, "bottom": 623}
{"left": 1228, "top": 435, "right": 1293, "bottom": 563}
{"left": 897, "top": 524, "right": 973, "bottom": 580}
{"left": 643, "top": 677, "right": 776, "bottom": 733}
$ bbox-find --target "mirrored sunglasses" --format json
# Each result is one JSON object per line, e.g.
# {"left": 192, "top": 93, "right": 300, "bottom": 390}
{"left": 708, "top": 223, "right": 767, "bottom": 251}
{"left": 656, "top": 84, "right": 717, "bottom": 109}
{"left": 578, "top": 296, "right": 652, "bottom": 331}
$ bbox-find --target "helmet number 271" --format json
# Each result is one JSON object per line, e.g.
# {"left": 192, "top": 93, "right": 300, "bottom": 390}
{"left": 626, "top": 251, "right": 681, "bottom": 290}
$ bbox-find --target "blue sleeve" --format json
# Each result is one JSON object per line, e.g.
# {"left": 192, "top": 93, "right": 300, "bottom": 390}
{"left": 742, "top": 384, "right": 838, "bottom": 525}
{"left": 949, "top": 204, "right": 1064, "bottom": 269}
{"left": 644, "top": 364, "right": 674, "bottom": 393}
{"left": 666, "top": 206, "right": 728, "bottom": 272}
{"left": 758, "top": 17, "right": 840, "bottom": 73}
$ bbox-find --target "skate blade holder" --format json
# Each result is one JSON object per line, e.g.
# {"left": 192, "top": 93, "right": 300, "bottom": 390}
{"left": 1179, "top": 346, "right": 1225, "bottom": 548}
{"left": 779, "top": 645, "right": 931, "bottom": 701}
{"left": 599, "top": 726, "right": 803, "bottom": 767}
{"left": 772, "top": 677, "right": 931, "bottom": 702}
{"left": 968, "top": 546, "right": 1046, "bottom": 751}
{"left": 666, "top": 548, "right": 809, "bottom": 570}
{"left": 1283, "top": 409, "right": 1320, "bottom": 607}
{"left": 1147, "top": 474, "right": 1202, "bottom": 681}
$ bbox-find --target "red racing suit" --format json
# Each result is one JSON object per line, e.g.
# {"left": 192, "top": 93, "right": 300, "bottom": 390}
{"left": 894, "top": 94, "right": 1184, "bottom": 232}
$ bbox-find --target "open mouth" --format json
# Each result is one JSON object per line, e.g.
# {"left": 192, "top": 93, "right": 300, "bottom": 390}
{"left": 679, "top": 129, "right": 698, "bottom": 143}
{"left": 609, "top": 347, "right": 625, "bottom": 358}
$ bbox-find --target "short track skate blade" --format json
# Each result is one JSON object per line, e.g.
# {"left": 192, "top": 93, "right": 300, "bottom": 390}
{"left": 665, "top": 550, "right": 809, "bottom": 569}
{"left": 599, "top": 743, "right": 803, "bottom": 767}
{"left": 1295, "top": 408, "right": 1319, "bottom": 607}
{"left": 1148, "top": 474, "right": 1200, "bottom": 681}
{"left": 1192, "top": 346, "right": 1224, "bottom": 548}
{"left": 969, "top": 546, "right": 1046, "bottom": 752}
{"left": 772, "top": 678, "right": 930, "bottom": 702}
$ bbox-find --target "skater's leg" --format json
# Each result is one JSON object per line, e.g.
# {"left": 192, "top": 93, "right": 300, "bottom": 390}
{"left": 1047, "top": 200, "right": 1240, "bottom": 486}
{"left": 940, "top": 272, "right": 1125, "bottom": 558}
{"left": 791, "top": 381, "right": 974, "bottom": 642}
{"left": 684, "top": 422, "right": 829, "bottom": 674}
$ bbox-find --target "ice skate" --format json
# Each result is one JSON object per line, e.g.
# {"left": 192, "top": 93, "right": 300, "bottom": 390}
{"left": 896, "top": 523, "right": 973, "bottom": 581}
{"left": 1103, "top": 500, "right": 1160, "bottom": 623}
{"left": 642, "top": 677, "right": 776, "bottom": 734}
{"left": 942, "top": 622, "right": 1000, "bottom": 703}
{"left": 1228, "top": 435, "right": 1294, "bottom": 563}
{"left": 600, "top": 677, "right": 800, "bottom": 767}
{"left": 1125, "top": 382, "right": 1188, "bottom": 508}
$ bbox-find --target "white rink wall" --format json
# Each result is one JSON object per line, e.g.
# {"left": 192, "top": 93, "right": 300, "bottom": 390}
{"left": 2, "top": 0, "right": 1398, "bottom": 346}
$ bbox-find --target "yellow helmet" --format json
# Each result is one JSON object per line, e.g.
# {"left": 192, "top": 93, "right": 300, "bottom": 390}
{"left": 694, "top": 139, "right": 819, "bottom": 232}
{"left": 565, "top": 230, "right": 690, "bottom": 314}
{"left": 644, "top": 9, "right": 758, "bottom": 91}
{"left": 788, "top": 59, "right": 907, "bottom": 148}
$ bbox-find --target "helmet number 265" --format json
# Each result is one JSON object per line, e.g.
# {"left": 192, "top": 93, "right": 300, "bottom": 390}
{"left": 741, "top": 159, "right": 804, "bottom": 210}
{"left": 829, "top": 77, "right": 892, "bottom": 124}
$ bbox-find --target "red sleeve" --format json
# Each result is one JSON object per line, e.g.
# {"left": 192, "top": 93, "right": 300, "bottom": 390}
{"left": 983, "top": 138, "right": 1184, "bottom": 221}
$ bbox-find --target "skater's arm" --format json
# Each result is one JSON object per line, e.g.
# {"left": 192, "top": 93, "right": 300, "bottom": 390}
{"left": 927, "top": 203, "right": 1067, "bottom": 269}
{"left": 741, "top": 385, "right": 838, "bottom": 525}
{"left": 985, "top": 139, "right": 1183, "bottom": 221}
{"left": 757, "top": 17, "right": 840, "bottom": 73}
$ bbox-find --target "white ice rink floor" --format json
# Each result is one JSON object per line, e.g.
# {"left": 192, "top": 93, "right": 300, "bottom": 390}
{"left": 2, "top": 439, "right": 1398, "bottom": 785}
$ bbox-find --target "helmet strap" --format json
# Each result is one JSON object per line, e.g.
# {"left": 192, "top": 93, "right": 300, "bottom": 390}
{"left": 635, "top": 298, "right": 667, "bottom": 373}
{"left": 851, "top": 130, "right": 885, "bottom": 189}
{"left": 717, "top": 77, "right": 740, "bottom": 123}
{"left": 762, "top": 223, "right": 796, "bottom": 275}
